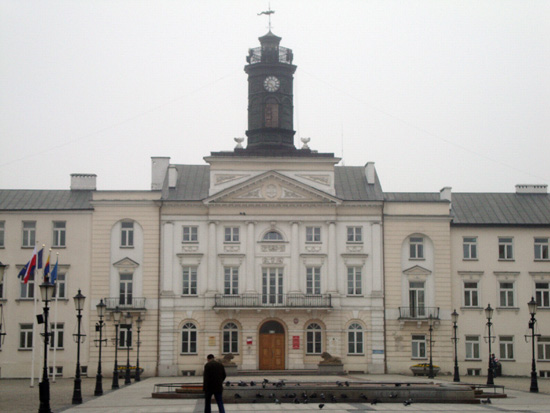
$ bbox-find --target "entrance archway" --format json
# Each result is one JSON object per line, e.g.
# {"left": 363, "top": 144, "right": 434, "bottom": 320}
{"left": 259, "top": 320, "right": 285, "bottom": 370}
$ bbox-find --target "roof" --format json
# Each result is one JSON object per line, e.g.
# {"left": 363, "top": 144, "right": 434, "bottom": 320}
{"left": 384, "top": 192, "right": 443, "bottom": 202}
{"left": 0, "top": 190, "right": 93, "bottom": 211}
{"left": 334, "top": 166, "right": 384, "bottom": 201}
{"left": 162, "top": 165, "right": 210, "bottom": 201}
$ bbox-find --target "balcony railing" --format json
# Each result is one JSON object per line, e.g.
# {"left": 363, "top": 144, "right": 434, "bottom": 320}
{"left": 214, "top": 293, "right": 331, "bottom": 309}
{"left": 398, "top": 306, "right": 440, "bottom": 320}
{"left": 246, "top": 46, "right": 293, "bottom": 65}
{"left": 105, "top": 297, "right": 146, "bottom": 311}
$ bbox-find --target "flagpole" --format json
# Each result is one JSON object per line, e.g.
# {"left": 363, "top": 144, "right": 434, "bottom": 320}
{"left": 51, "top": 253, "right": 59, "bottom": 382}
{"left": 29, "top": 245, "right": 42, "bottom": 387}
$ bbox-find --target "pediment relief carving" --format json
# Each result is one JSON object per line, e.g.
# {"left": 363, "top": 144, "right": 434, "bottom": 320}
{"left": 403, "top": 265, "right": 432, "bottom": 277}
{"left": 214, "top": 174, "right": 250, "bottom": 185}
{"left": 296, "top": 174, "right": 331, "bottom": 186}
{"left": 113, "top": 258, "right": 140, "bottom": 274}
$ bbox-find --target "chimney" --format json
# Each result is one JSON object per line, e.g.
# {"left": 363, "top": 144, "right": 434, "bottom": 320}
{"left": 168, "top": 165, "right": 178, "bottom": 188}
{"left": 440, "top": 186, "right": 452, "bottom": 202}
{"left": 365, "top": 162, "right": 375, "bottom": 184}
{"left": 70, "top": 174, "right": 97, "bottom": 191}
{"left": 515, "top": 184, "right": 548, "bottom": 194}
{"left": 151, "top": 157, "right": 170, "bottom": 190}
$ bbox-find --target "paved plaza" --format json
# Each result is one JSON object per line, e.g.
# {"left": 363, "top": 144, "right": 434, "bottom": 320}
{"left": 2, "top": 374, "right": 550, "bottom": 413}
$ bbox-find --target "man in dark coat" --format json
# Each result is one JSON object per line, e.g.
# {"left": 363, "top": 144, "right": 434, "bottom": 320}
{"left": 203, "top": 354, "right": 226, "bottom": 413}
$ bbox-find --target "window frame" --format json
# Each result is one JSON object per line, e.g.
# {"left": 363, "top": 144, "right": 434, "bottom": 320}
{"left": 224, "top": 227, "right": 240, "bottom": 243}
{"left": 498, "top": 237, "right": 514, "bottom": 260}
{"left": 499, "top": 281, "right": 515, "bottom": 308}
{"left": 181, "top": 322, "right": 197, "bottom": 354}
{"left": 347, "top": 266, "right": 362, "bottom": 296}
{"left": 22, "top": 221, "right": 36, "bottom": 248}
{"left": 0, "top": 221, "right": 5, "bottom": 248}
{"left": 499, "top": 336, "right": 514, "bottom": 360}
{"left": 346, "top": 226, "right": 362, "bottom": 243}
{"left": 411, "top": 334, "right": 427, "bottom": 359}
{"left": 19, "top": 324, "right": 34, "bottom": 349}
{"left": 50, "top": 323, "right": 64, "bottom": 349}
{"left": 182, "top": 226, "right": 198, "bottom": 243}
{"left": 182, "top": 266, "right": 198, "bottom": 296}
{"left": 52, "top": 221, "right": 66, "bottom": 248}
{"left": 20, "top": 272, "right": 35, "bottom": 299}
{"left": 347, "top": 323, "right": 364, "bottom": 355}
{"left": 465, "top": 335, "right": 481, "bottom": 360}
{"left": 409, "top": 237, "right": 424, "bottom": 259}
{"left": 120, "top": 221, "right": 134, "bottom": 248}
{"left": 119, "top": 324, "right": 132, "bottom": 349}
{"left": 537, "top": 337, "right": 550, "bottom": 361}
{"left": 536, "top": 282, "right": 550, "bottom": 308}
{"left": 222, "top": 322, "right": 239, "bottom": 354}
{"left": 119, "top": 273, "right": 133, "bottom": 305}
{"left": 223, "top": 267, "right": 239, "bottom": 295}
{"left": 262, "top": 231, "right": 283, "bottom": 242}
{"left": 306, "top": 266, "right": 321, "bottom": 295}
{"left": 306, "top": 323, "right": 322, "bottom": 355}
{"left": 535, "top": 238, "right": 549, "bottom": 261}
{"left": 306, "top": 226, "right": 321, "bottom": 243}
{"left": 463, "top": 281, "right": 479, "bottom": 308}
{"left": 53, "top": 273, "right": 66, "bottom": 299}
{"left": 463, "top": 237, "right": 478, "bottom": 260}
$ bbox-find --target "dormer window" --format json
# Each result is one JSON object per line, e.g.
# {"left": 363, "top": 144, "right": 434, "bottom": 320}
{"left": 263, "top": 231, "right": 283, "bottom": 241}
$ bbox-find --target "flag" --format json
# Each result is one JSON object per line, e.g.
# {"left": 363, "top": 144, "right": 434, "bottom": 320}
{"left": 50, "top": 256, "right": 58, "bottom": 284}
{"left": 43, "top": 251, "right": 51, "bottom": 280}
{"left": 17, "top": 263, "right": 28, "bottom": 280}
{"left": 23, "top": 246, "right": 38, "bottom": 284}
{"left": 37, "top": 247, "right": 44, "bottom": 269}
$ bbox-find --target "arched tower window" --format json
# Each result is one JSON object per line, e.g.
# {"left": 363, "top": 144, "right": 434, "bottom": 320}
{"left": 264, "top": 98, "right": 279, "bottom": 128}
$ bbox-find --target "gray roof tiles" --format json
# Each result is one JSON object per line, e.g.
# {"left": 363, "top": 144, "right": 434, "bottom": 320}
{"left": 0, "top": 190, "right": 93, "bottom": 210}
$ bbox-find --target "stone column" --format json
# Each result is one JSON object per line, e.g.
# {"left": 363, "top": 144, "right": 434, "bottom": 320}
{"left": 207, "top": 221, "right": 217, "bottom": 294}
{"left": 161, "top": 221, "right": 174, "bottom": 293}
{"left": 246, "top": 221, "right": 256, "bottom": 292}
{"left": 290, "top": 221, "right": 300, "bottom": 292}
{"left": 371, "top": 222, "right": 383, "bottom": 293}
{"left": 327, "top": 221, "right": 337, "bottom": 292}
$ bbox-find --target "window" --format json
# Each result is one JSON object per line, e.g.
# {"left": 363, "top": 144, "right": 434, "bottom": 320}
{"left": 183, "top": 226, "right": 198, "bottom": 242}
{"left": 262, "top": 267, "right": 283, "bottom": 304}
{"left": 264, "top": 102, "right": 279, "bottom": 127}
{"left": 347, "top": 227, "right": 362, "bottom": 243}
{"left": 224, "top": 227, "right": 239, "bottom": 243}
{"left": 538, "top": 337, "right": 550, "bottom": 361}
{"left": 181, "top": 322, "right": 197, "bottom": 354}
{"left": 499, "top": 336, "right": 514, "bottom": 360}
{"left": 535, "top": 238, "right": 549, "bottom": 260}
{"left": 536, "top": 282, "right": 550, "bottom": 308}
{"left": 22, "top": 221, "right": 36, "bottom": 248}
{"left": 306, "top": 323, "right": 322, "bottom": 354}
{"left": 499, "top": 282, "right": 515, "bottom": 307}
{"left": 347, "top": 266, "right": 362, "bottom": 295}
{"left": 52, "top": 221, "right": 66, "bottom": 247}
{"left": 306, "top": 227, "right": 321, "bottom": 243}
{"left": 182, "top": 267, "right": 197, "bottom": 295}
{"left": 120, "top": 222, "right": 134, "bottom": 247}
{"left": 19, "top": 324, "right": 33, "bottom": 349}
{"left": 348, "top": 323, "right": 364, "bottom": 354}
{"left": 0, "top": 221, "right": 4, "bottom": 247}
{"left": 409, "top": 237, "right": 424, "bottom": 259}
{"left": 498, "top": 237, "right": 514, "bottom": 260}
{"left": 409, "top": 281, "right": 425, "bottom": 317}
{"left": 50, "top": 323, "right": 64, "bottom": 349}
{"left": 53, "top": 273, "right": 66, "bottom": 299}
{"left": 464, "top": 282, "right": 479, "bottom": 307}
{"left": 306, "top": 267, "right": 321, "bottom": 295}
{"left": 119, "top": 325, "right": 132, "bottom": 348}
{"left": 463, "top": 237, "right": 477, "bottom": 260}
{"left": 119, "top": 274, "right": 133, "bottom": 305}
{"left": 222, "top": 322, "right": 238, "bottom": 354}
{"left": 263, "top": 231, "right": 283, "bottom": 241}
{"left": 0, "top": 273, "right": 4, "bottom": 298}
{"left": 20, "top": 272, "right": 35, "bottom": 299}
{"left": 465, "top": 335, "right": 480, "bottom": 360}
{"left": 224, "top": 267, "right": 238, "bottom": 295}
{"left": 412, "top": 335, "right": 426, "bottom": 358}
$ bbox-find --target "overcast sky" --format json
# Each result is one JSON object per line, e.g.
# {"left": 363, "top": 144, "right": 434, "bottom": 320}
{"left": 1, "top": 0, "right": 549, "bottom": 193}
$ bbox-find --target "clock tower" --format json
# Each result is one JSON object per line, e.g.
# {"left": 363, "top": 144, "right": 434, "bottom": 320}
{"left": 244, "top": 31, "right": 297, "bottom": 152}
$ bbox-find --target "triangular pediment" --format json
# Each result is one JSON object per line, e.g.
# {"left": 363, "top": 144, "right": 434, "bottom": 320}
{"left": 113, "top": 257, "right": 140, "bottom": 270}
{"left": 403, "top": 265, "right": 432, "bottom": 276}
{"left": 204, "top": 171, "right": 341, "bottom": 205}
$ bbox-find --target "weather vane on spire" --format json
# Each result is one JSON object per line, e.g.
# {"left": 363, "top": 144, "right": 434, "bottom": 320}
{"left": 258, "top": 4, "right": 275, "bottom": 31}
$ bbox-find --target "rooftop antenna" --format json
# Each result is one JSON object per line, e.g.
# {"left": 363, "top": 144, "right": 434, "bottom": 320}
{"left": 258, "top": 4, "right": 275, "bottom": 31}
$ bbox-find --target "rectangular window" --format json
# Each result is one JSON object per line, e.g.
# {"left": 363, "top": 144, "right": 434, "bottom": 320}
{"left": 183, "top": 226, "right": 198, "bottom": 242}
{"left": 464, "top": 282, "right": 479, "bottom": 307}
{"left": 119, "top": 274, "right": 133, "bottom": 305}
{"left": 499, "top": 336, "right": 514, "bottom": 360}
{"left": 53, "top": 273, "right": 66, "bottom": 299}
{"left": 499, "top": 282, "right": 515, "bottom": 307}
{"left": 22, "top": 221, "right": 36, "bottom": 248}
{"left": 347, "top": 266, "right": 362, "bottom": 295}
{"left": 0, "top": 221, "right": 4, "bottom": 247}
{"left": 409, "top": 281, "right": 426, "bottom": 317}
{"left": 20, "top": 272, "right": 35, "bottom": 299}
{"left": 224, "top": 267, "right": 238, "bottom": 295}
{"left": 120, "top": 222, "right": 134, "bottom": 247}
{"left": 463, "top": 237, "right": 478, "bottom": 260}
{"left": 412, "top": 335, "right": 426, "bottom": 358}
{"left": 535, "top": 238, "right": 549, "bottom": 260}
{"left": 119, "top": 325, "right": 132, "bottom": 348}
{"left": 262, "top": 267, "right": 283, "bottom": 304}
{"left": 306, "top": 267, "right": 321, "bottom": 295}
{"left": 538, "top": 337, "right": 550, "bottom": 361}
{"left": 498, "top": 237, "right": 514, "bottom": 260}
{"left": 409, "top": 237, "right": 424, "bottom": 259}
{"left": 52, "top": 221, "right": 66, "bottom": 247}
{"left": 347, "top": 227, "right": 362, "bottom": 243}
{"left": 306, "top": 226, "right": 321, "bottom": 242}
{"left": 536, "top": 282, "right": 550, "bottom": 308}
{"left": 224, "top": 227, "right": 239, "bottom": 243}
{"left": 19, "top": 324, "right": 33, "bottom": 349}
{"left": 182, "top": 267, "right": 197, "bottom": 295}
{"left": 465, "top": 335, "right": 480, "bottom": 360}
{"left": 50, "top": 323, "right": 64, "bottom": 349}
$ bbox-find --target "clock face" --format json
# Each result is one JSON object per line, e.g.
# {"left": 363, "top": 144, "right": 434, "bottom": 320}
{"left": 264, "top": 76, "right": 280, "bottom": 92}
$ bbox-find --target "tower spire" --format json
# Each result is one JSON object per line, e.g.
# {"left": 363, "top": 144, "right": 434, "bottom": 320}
{"left": 257, "top": 4, "right": 275, "bottom": 31}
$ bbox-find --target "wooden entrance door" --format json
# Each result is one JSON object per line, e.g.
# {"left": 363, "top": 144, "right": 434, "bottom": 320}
{"left": 259, "top": 333, "right": 285, "bottom": 370}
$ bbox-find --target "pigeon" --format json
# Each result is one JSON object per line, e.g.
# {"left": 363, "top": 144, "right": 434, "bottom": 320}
{"left": 250, "top": 381, "right": 256, "bottom": 387}
{"left": 238, "top": 381, "right": 247, "bottom": 387}
{"left": 320, "top": 392, "right": 325, "bottom": 400}
{"left": 360, "top": 394, "right": 368, "bottom": 401}
{"left": 275, "top": 398, "right": 281, "bottom": 404}
{"left": 256, "top": 393, "right": 264, "bottom": 398}
{"left": 341, "top": 393, "right": 348, "bottom": 399}
{"left": 481, "top": 398, "right": 492, "bottom": 404}
{"left": 345, "top": 381, "right": 350, "bottom": 387}
{"left": 234, "top": 393, "right": 241, "bottom": 399}
{"left": 294, "top": 398, "right": 300, "bottom": 404}
{"left": 371, "top": 399, "right": 379, "bottom": 405}
{"left": 318, "top": 404, "right": 325, "bottom": 409}
{"left": 330, "top": 394, "right": 337, "bottom": 402}
{"left": 225, "top": 381, "right": 231, "bottom": 387}
{"left": 336, "top": 380, "right": 343, "bottom": 387}
{"left": 269, "top": 393, "right": 276, "bottom": 399}
{"left": 395, "top": 383, "right": 401, "bottom": 387}
{"left": 389, "top": 392, "right": 397, "bottom": 398}
{"left": 403, "top": 399, "right": 413, "bottom": 406}
{"left": 302, "top": 392, "right": 308, "bottom": 398}
{"left": 310, "top": 393, "right": 318, "bottom": 398}
{"left": 289, "top": 393, "right": 297, "bottom": 398}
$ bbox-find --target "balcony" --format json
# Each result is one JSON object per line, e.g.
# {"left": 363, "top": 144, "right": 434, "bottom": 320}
{"left": 105, "top": 297, "right": 146, "bottom": 311}
{"left": 398, "top": 306, "right": 440, "bottom": 320}
{"left": 214, "top": 293, "right": 332, "bottom": 309}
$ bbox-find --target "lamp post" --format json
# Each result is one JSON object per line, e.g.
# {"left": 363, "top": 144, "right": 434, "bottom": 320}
{"left": 528, "top": 297, "right": 540, "bottom": 393}
{"left": 72, "top": 290, "right": 86, "bottom": 404}
{"left": 111, "top": 307, "right": 122, "bottom": 390}
{"left": 38, "top": 279, "right": 55, "bottom": 413}
{"left": 135, "top": 315, "right": 143, "bottom": 382}
{"left": 428, "top": 314, "right": 435, "bottom": 379}
{"left": 0, "top": 262, "right": 6, "bottom": 345}
{"left": 94, "top": 299, "right": 107, "bottom": 396}
{"left": 124, "top": 312, "right": 133, "bottom": 385}
{"left": 485, "top": 304, "right": 495, "bottom": 385}
{"left": 451, "top": 309, "right": 460, "bottom": 382}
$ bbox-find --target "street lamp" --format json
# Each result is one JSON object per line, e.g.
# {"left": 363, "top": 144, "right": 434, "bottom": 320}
{"left": 38, "top": 279, "right": 55, "bottom": 413}
{"left": 485, "top": 304, "right": 495, "bottom": 385}
{"left": 0, "top": 262, "right": 6, "bottom": 345}
{"left": 428, "top": 314, "right": 435, "bottom": 379}
{"left": 527, "top": 297, "right": 540, "bottom": 393}
{"left": 135, "top": 315, "right": 143, "bottom": 382}
{"left": 111, "top": 307, "right": 122, "bottom": 390}
{"left": 94, "top": 299, "right": 107, "bottom": 396}
{"left": 124, "top": 312, "right": 133, "bottom": 385}
{"left": 72, "top": 290, "right": 86, "bottom": 404}
{"left": 451, "top": 309, "right": 460, "bottom": 382}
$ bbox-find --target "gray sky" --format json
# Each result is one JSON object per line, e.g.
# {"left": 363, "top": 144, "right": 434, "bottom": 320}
{"left": 1, "top": 0, "right": 549, "bottom": 193}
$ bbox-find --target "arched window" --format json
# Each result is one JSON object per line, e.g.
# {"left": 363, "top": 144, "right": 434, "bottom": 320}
{"left": 263, "top": 231, "right": 283, "bottom": 241}
{"left": 348, "top": 323, "right": 364, "bottom": 355}
{"left": 306, "top": 323, "right": 322, "bottom": 354}
{"left": 181, "top": 322, "right": 197, "bottom": 354}
{"left": 223, "top": 322, "right": 239, "bottom": 354}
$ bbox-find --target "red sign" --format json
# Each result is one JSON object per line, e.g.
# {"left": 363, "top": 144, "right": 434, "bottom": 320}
{"left": 292, "top": 335, "right": 300, "bottom": 349}
{"left": 246, "top": 337, "right": 253, "bottom": 346}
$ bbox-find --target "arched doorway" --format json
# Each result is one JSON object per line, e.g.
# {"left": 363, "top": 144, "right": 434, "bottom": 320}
{"left": 259, "top": 320, "right": 285, "bottom": 370}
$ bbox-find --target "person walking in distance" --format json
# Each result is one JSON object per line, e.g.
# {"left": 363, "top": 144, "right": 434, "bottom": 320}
{"left": 203, "top": 354, "right": 226, "bottom": 413}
